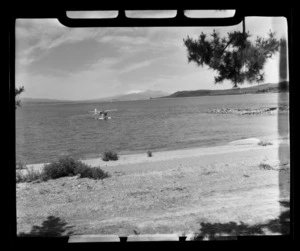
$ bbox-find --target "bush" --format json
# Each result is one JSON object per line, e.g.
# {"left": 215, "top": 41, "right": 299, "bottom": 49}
{"left": 75, "top": 165, "right": 110, "bottom": 180}
{"left": 102, "top": 150, "right": 119, "bottom": 161}
{"left": 147, "top": 151, "right": 153, "bottom": 157}
{"left": 42, "top": 156, "right": 78, "bottom": 181}
{"left": 16, "top": 156, "right": 110, "bottom": 183}
{"left": 258, "top": 141, "right": 273, "bottom": 146}
{"left": 15, "top": 156, "right": 110, "bottom": 183}
{"left": 42, "top": 156, "right": 110, "bottom": 181}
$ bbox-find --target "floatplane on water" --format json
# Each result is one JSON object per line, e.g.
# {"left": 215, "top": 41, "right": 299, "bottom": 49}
{"left": 88, "top": 108, "right": 117, "bottom": 120}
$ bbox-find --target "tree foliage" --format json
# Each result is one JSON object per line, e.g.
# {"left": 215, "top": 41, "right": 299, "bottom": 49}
{"left": 183, "top": 30, "right": 282, "bottom": 87}
{"left": 15, "top": 86, "right": 24, "bottom": 109}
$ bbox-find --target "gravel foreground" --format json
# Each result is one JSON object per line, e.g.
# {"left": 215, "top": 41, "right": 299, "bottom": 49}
{"left": 17, "top": 136, "right": 290, "bottom": 238}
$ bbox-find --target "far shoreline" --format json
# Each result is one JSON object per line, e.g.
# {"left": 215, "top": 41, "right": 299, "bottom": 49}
{"left": 158, "top": 91, "right": 289, "bottom": 99}
{"left": 159, "top": 81, "right": 289, "bottom": 99}
{"left": 21, "top": 81, "right": 289, "bottom": 105}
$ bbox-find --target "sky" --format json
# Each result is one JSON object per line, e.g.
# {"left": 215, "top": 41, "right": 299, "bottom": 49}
{"left": 15, "top": 11, "right": 288, "bottom": 101}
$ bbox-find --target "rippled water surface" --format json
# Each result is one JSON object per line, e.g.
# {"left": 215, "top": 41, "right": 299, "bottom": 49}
{"left": 16, "top": 93, "right": 289, "bottom": 164}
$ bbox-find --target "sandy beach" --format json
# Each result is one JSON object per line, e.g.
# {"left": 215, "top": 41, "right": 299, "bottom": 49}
{"left": 16, "top": 135, "right": 290, "bottom": 238}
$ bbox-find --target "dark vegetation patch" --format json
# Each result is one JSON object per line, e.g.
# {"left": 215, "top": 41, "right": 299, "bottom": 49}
{"left": 16, "top": 156, "right": 110, "bottom": 183}
{"left": 193, "top": 201, "right": 290, "bottom": 240}
{"left": 18, "top": 216, "right": 74, "bottom": 237}
{"left": 102, "top": 150, "right": 119, "bottom": 161}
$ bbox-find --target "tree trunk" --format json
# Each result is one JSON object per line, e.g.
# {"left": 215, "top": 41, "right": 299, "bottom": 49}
{"left": 243, "top": 16, "right": 245, "bottom": 35}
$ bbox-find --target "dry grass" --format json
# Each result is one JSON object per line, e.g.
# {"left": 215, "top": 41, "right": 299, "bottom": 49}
{"left": 258, "top": 140, "right": 273, "bottom": 146}
{"left": 259, "top": 163, "right": 274, "bottom": 170}
{"left": 17, "top": 142, "right": 290, "bottom": 236}
{"left": 16, "top": 167, "right": 43, "bottom": 183}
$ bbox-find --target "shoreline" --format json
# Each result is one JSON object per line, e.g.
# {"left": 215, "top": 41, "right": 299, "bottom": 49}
{"left": 24, "top": 135, "right": 288, "bottom": 171}
{"left": 19, "top": 139, "right": 230, "bottom": 167}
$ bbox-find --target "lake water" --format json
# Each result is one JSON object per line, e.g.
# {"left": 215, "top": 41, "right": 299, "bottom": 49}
{"left": 16, "top": 93, "right": 289, "bottom": 164}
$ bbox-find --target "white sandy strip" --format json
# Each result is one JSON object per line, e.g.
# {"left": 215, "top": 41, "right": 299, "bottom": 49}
{"left": 24, "top": 136, "right": 288, "bottom": 172}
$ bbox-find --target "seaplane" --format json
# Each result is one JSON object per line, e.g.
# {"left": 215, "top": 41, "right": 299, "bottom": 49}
{"left": 88, "top": 108, "right": 117, "bottom": 120}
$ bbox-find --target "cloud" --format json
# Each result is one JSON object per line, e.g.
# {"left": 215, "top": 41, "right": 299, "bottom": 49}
{"left": 15, "top": 18, "right": 287, "bottom": 100}
{"left": 98, "top": 34, "right": 149, "bottom": 45}
{"left": 16, "top": 19, "right": 112, "bottom": 66}
{"left": 126, "top": 90, "right": 143, "bottom": 94}
{"left": 18, "top": 57, "right": 125, "bottom": 100}
{"left": 16, "top": 20, "right": 154, "bottom": 72}
{"left": 67, "top": 57, "right": 121, "bottom": 79}
{"left": 118, "top": 59, "right": 154, "bottom": 74}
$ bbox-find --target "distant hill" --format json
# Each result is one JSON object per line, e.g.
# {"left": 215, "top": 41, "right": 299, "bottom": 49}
{"left": 162, "top": 81, "right": 289, "bottom": 98}
{"left": 20, "top": 90, "right": 169, "bottom": 104}
{"left": 21, "top": 82, "right": 288, "bottom": 104}
{"left": 21, "top": 98, "right": 71, "bottom": 104}
{"left": 90, "top": 90, "right": 170, "bottom": 102}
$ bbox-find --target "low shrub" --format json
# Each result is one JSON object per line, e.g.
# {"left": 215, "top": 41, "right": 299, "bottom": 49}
{"left": 42, "top": 156, "right": 78, "bottom": 181}
{"left": 259, "top": 163, "right": 274, "bottom": 170}
{"left": 75, "top": 165, "right": 110, "bottom": 180}
{"left": 258, "top": 141, "right": 273, "bottom": 146}
{"left": 16, "top": 156, "right": 110, "bottom": 183}
{"left": 147, "top": 151, "right": 153, "bottom": 157}
{"left": 42, "top": 156, "right": 110, "bottom": 181}
{"left": 102, "top": 150, "right": 119, "bottom": 161}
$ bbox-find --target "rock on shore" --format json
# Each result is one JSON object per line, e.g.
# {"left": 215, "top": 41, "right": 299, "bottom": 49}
{"left": 208, "top": 105, "right": 289, "bottom": 115}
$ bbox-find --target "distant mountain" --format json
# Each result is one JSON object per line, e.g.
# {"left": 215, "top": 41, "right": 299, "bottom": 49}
{"left": 19, "top": 90, "right": 169, "bottom": 105}
{"left": 91, "top": 90, "right": 170, "bottom": 102}
{"left": 114, "top": 90, "right": 169, "bottom": 101}
{"left": 21, "top": 98, "right": 72, "bottom": 103}
{"left": 22, "top": 82, "right": 287, "bottom": 104}
{"left": 162, "top": 81, "right": 289, "bottom": 98}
